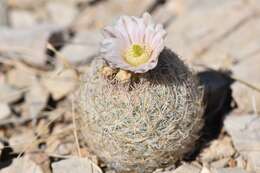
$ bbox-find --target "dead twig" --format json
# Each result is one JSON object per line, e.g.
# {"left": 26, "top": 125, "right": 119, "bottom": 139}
{"left": 231, "top": 75, "right": 260, "bottom": 93}
{"left": 72, "top": 96, "right": 82, "bottom": 157}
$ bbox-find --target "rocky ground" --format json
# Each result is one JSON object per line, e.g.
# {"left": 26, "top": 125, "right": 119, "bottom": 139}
{"left": 0, "top": 0, "right": 260, "bottom": 173}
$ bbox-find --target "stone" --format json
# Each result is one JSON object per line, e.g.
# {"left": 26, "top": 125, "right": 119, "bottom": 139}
{"left": 246, "top": 152, "right": 260, "bottom": 173}
{"left": 0, "top": 24, "right": 61, "bottom": 67}
{"left": 6, "top": 65, "right": 37, "bottom": 88}
{"left": 231, "top": 82, "right": 260, "bottom": 114}
{"left": 9, "top": 131, "right": 36, "bottom": 153}
{"left": 0, "top": 83, "right": 23, "bottom": 104}
{"left": 0, "top": 156, "right": 43, "bottom": 173}
{"left": 7, "top": 0, "right": 45, "bottom": 9}
{"left": 47, "top": 2, "right": 78, "bottom": 27}
{"left": 0, "top": 142, "right": 4, "bottom": 156}
{"left": 166, "top": 0, "right": 255, "bottom": 68}
{"left": 25, "top": 81, "right": 49, "bottom": 119}
{"left": 0, "top": 0, "right": 8, "bottom": 26}
{"left": 9, "top": 10, "right": 37, "bottom": 28}
{"left": 42, "top": 69, "right": 78, "bottom": 100}
{"left": 236, "top": 156, "right": 247, "bottom": 169}
{"left": 231, "top": 55, "right": 260, "bottom": 113}
{"left": 169, "top": 163, "right": 201, "bottom": 173}
{"left": 212, "top": 168, "right": 247, "bottom": 173}
{"left": 211, "top": 158, "right": 230, "bottom": 168}
{"left": 73, "top": 0, "right": 156, "bottom": 31}
{"left": 200, "top": 16, "right": 260, "bottom": 67}
{"left": 224, "top": 114, "right": 260, "bottom": 173}
{"left": 27, "top": 152, "right": 50, "bottom": 173}
{"left": 152, "top": 0, "right": 185, "bottom": 25}
{"left": 52, "top": 157, "right": 102, "bottom": 173}
{"left": 61, "top": 31, "right": 101, "bottom": 65}
{"left": 200, "top": 166, "right": 211, "bottom": 173}
{"left": 56, "top": 142, "right": 73, "bottom": 156}
{"left": 199, "top": 136, "right": 235, "bottom": 162}
{"left": 0, "top": 103, "right": 11, "bottom": 120}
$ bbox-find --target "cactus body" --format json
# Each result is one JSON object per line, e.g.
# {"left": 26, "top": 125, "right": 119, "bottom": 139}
{"left": 76, "top": 49, "right": 204, "bottom": 173}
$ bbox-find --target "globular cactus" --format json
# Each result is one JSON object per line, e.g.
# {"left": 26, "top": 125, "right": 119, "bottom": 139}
{"left": 76, "top": 49, "right": 204, "bottom": 172}
{"left": 75, "top": 13, "right": 204, "bottom": 173}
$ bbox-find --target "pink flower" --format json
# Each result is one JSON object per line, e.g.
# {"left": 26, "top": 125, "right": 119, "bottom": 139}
{"left": 100, "top": 13, "right": 166, "bottom": 73}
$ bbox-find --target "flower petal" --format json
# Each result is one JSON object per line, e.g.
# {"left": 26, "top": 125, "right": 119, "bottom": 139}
{"left": 100, "top": 12, "right": 166, "bottom": 73}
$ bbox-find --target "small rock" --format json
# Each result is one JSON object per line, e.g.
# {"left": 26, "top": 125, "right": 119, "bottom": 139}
{"left": 9, "top": 131, "right": 36, "bottom": 153}
{"left": 57, "top": 142, "right": 73, "bottom": 156}
{"left": 61, "top": 31, "right": 101, "bottom": 65}
{"left": 0, "top": 25, "right": 62, "bottom": 67}
{"left": 200, "top": 166, "right": 211, "bottom": 173}
{"left": 6, "top": 65, "right": 37, "bottom": 88}
{"left": 224, "top": 114, "right": 260, "bottom": 173}
{"left": 211, "top": 158, "right": 230, "bottom": 168}
{"left": 170, "top": 163, "right": 201, "bottom": 173}
{"left": 228, "top": 159, "right": 237, "bottom": 168}
{"left": 246, "top": 151, "right": 260, "bottom": 173}
{"left": 0, "top": 142, "right": 4, "bottom": 156}
{"left": 25, "top": 81, "right": 49, "bottom": 119}
{"left": 200, "top": 136, "right": 235, "bottom": 162}
{"left": 0, "top": 84, "right": 23, "bottom": 104}
{"left": 9, "top": 10, "right": 37, "bottom": 28}
{"left": 212, "top": 167, "right": 247, "bottom": 173}
{"left": 0, "top": 156, "right": 43, "bottom": 173}
{"left": 42, "top": 69, "right": 78, "bottom": 100}
{"left": 7, "top": 0, "right": 45, "bottom": 9}
{"left": 47, "top": 2, "right": 78, "bottom": 27}
{"left": 224, "top": 114, "right": 260, "bottom": 153}
{"left": 52, "top": 157, "right": 102, "bottom": 173}
{"left": 27, "top": 152, "right": 50, "bottom": 173}
{"left": 0, "top": 0, "right": 8, "bottom": 26}
{"left": 231, "top": 55, "right": 260, "bottom": 113}
{"left": 0, "top": 103, "right": 11, "bottom": 120}
{"left": 73, "top": 0, "right": 157, "bottom": 31}
{"left": 152, "top": 0, "right": 184, "bottom": 25}
{"left": 236, "top": 156, "right": 247, "bottom": 169}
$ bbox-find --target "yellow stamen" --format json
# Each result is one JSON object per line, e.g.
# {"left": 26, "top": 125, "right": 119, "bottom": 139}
{"left": 124, "top": 44, "right": 151, "bottom": 67}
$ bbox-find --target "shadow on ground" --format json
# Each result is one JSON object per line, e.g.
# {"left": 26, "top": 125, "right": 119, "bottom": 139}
{"left": 184, "top": 70, "right": 236, "bottom": 161}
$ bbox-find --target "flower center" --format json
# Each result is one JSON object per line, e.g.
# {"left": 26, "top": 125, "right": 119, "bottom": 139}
{"left": 124, "top": 44, "right": 151, "bottom": 67}
{"left": 132, "top": 44, "right": 144, "bottom": 57}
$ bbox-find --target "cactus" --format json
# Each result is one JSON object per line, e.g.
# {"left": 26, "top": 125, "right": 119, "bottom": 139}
{"left": 75, "top": 48, "right": 204, "bottom": 173}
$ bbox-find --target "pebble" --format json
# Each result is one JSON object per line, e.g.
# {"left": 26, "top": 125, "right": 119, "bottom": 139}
{"left": 0, "top": 25, "right": 62, "bottom": 67}
{"left": 73, "top": 0, "right": 157, "bottom": 31}
{"left": 0, "top": 0, "right": 8, "bottom": 26}
{"left": 0, "top": 142, "right": 4, "bottom": 157}
{"left": 25, "top": 81, "right": 49, "bottom": 119}
{"left": 212, "top": 167, "right": 247, "bottom": 173}
{"left": 211, "top": 158, "right": 230, "bottom": 168}
{"left": 61, "top": 31, "right": 101, "bottom": 65}
{"left": 224, "top": 114, "right": 260, "bottom": 173}
{"left": 170, "top": 163, "right": 201, "bottom": 173}
{"left": 0, "top": 84, "right": 23, "bottom": 104}
{"left": 47, "top": 2, "right": 78, "bottom": 27}
{"left": 7, "top": 0, "right": 45, "bottom": 9}
{"left": 9, "top": 131, "right": 36, "bottom": 153}
{"left": 235, "top": 156, "right": 247, "bottom": 169}
{"left": 0, "top": 103, "right": 11, "bottom": 120}
{"left": 9, "top": 10, "right": 37, "bottom": 28}
{"left": 7, "top": 67, "right": 36, "bottom": 88}
{"left": 52, "top": 157, "right": 102, "bottom": 173}
{"left": 199, "top": 136, "right": 235, "bottom": 162}
{"left": 57, "top": 142, "right": 73, "bottom": 156}
{"left": 0, "top": 156, "right": 43, "bottom": 173}
{"left": 231, "top": 56, "right": 260, "bottom": 113}
{"left": 42, "top": 69, "right": 78, "bottom": 100}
